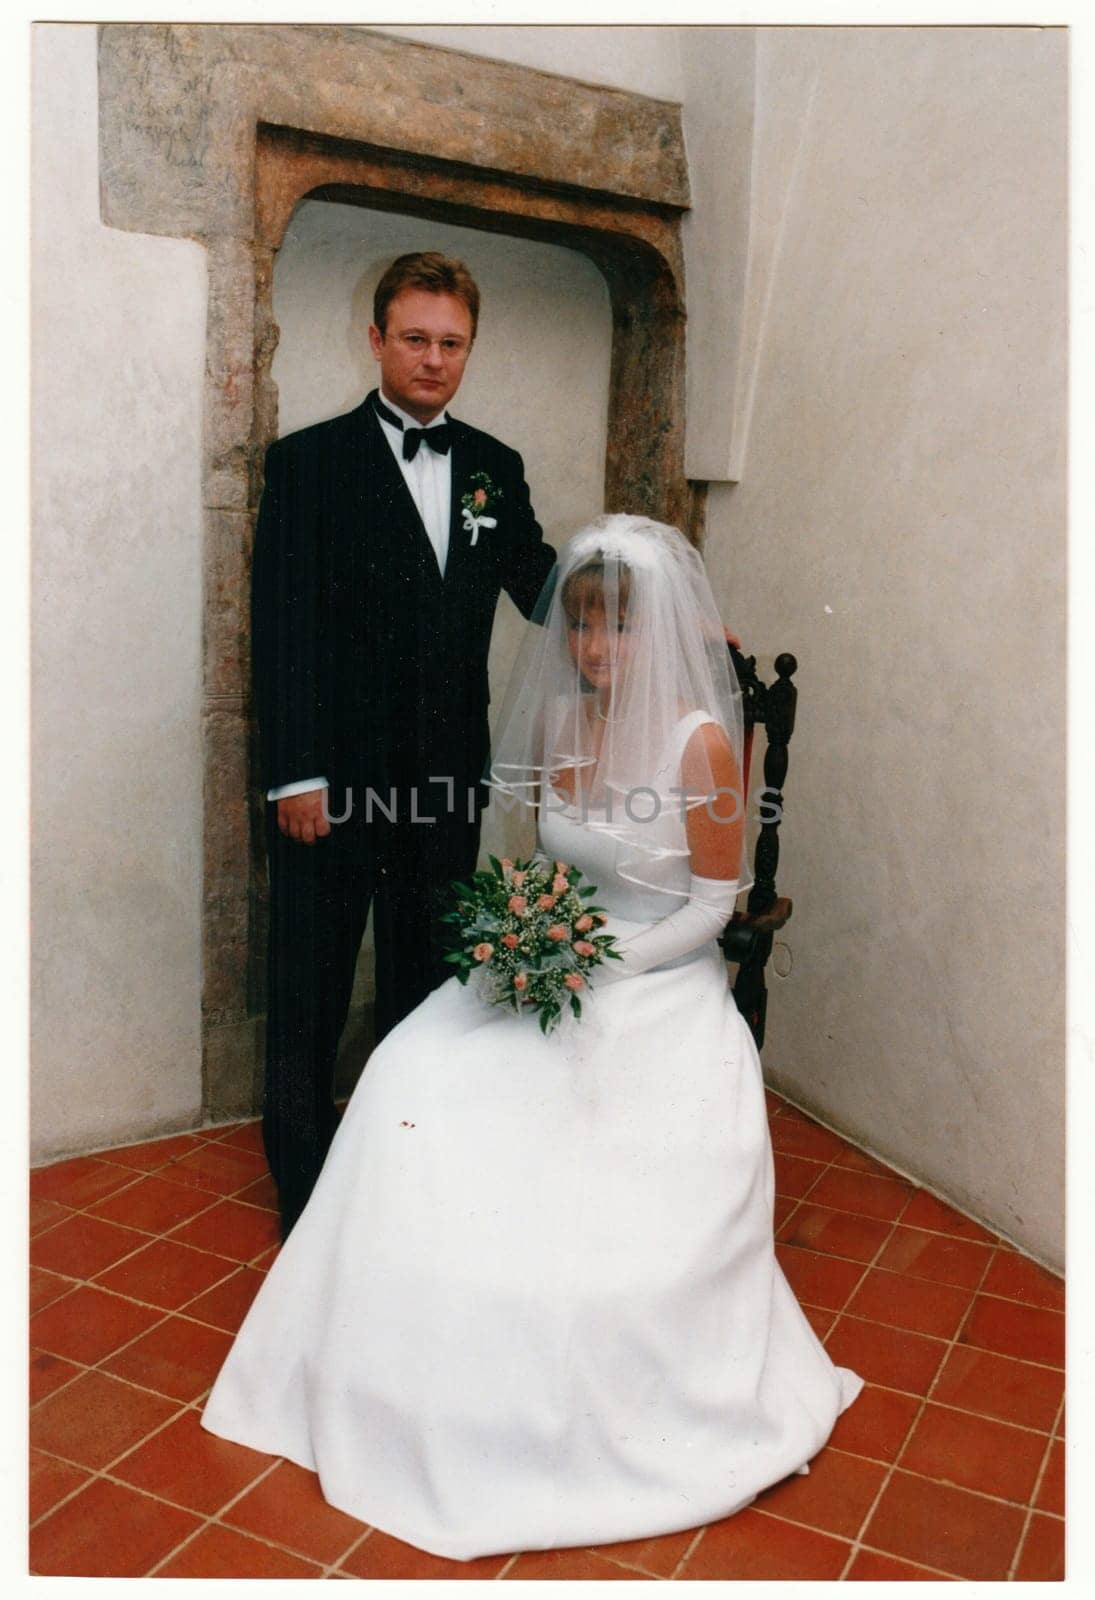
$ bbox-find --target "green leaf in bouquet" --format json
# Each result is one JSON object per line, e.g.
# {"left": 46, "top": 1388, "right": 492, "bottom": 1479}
{"left": 570, "top": 994, "right": 582, "bottom": 1018}
{"left": 532, "top": 950, "right": 571, "bottom": 972}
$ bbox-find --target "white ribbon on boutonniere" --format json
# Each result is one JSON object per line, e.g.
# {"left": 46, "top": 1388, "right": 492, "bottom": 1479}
{"left": 461, "top": 506, "right": 497, "bottom": 547}
{"left": 461, "top": 472, "right": 502, "bottom": 547}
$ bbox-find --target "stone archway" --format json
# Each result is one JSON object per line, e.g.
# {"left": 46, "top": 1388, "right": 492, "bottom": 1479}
{"left": 98, "top": 24, "right": 699, "bottom": 1119}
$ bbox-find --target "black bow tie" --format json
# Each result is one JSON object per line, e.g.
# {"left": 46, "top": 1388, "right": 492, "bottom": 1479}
{"left": 402, "top": 424, "right": 451, "bottom": 462}
{"left": 374, "top": 395, "right": 451, "bottom": 462}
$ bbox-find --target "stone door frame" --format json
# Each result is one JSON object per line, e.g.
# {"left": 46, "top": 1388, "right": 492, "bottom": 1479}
{"left": 97, "top": 24, "right": 698, "bottom": 1118}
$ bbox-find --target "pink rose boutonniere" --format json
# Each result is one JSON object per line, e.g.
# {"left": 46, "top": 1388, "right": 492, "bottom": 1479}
{"left": 461, "top": 471, "right": 502, "bottom": 547}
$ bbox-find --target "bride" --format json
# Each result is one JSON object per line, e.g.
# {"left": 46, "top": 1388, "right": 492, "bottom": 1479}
{"left": 201, "top": 513, "right": 861, "bottom": 1561}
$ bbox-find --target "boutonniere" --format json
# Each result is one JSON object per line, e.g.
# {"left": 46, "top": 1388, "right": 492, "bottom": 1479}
{"left": 461, "top": 472, "right": 502, "bottom": 547}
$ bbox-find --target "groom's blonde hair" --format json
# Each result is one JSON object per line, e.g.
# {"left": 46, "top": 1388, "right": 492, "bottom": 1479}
{"left": 373, "top": 252, "right": 481, "bottom": 340}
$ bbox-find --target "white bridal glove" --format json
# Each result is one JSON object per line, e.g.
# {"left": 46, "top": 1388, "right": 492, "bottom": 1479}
{"left": 602, "top": 875, "right": 740, "bottom": 982}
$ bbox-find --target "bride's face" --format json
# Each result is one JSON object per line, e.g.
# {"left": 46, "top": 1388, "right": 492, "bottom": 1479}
{"left": 563, "top": 569, "right": 634, "bottom": 694}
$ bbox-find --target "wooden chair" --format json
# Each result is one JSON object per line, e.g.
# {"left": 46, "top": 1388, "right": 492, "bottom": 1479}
{"left": 719, "top": 648, "right": 798, "bottom": 1050}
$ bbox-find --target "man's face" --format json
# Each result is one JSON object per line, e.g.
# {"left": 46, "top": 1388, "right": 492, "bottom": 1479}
{"left": 368, "top": 288, "right": 474, "bottom": 424}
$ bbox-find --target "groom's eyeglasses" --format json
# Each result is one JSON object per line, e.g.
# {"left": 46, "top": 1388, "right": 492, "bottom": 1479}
{"left": 393, "top": 333, "right": 471, "bottom": 360}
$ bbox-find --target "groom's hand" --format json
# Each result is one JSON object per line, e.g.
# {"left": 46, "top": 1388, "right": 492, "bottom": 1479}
{"left": 277, "top": 789, "right": 332, "bottom": 844}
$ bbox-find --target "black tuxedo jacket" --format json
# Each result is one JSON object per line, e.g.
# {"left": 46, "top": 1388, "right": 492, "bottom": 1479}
{"left": 251, "top": 391, "right": 556, "bottom": 859}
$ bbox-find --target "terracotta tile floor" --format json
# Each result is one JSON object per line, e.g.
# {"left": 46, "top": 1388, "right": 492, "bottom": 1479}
{"left": 28, "top": 1095, "right": 1065, "bottom": 1580}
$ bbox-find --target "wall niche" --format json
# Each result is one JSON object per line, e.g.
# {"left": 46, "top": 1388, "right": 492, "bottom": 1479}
{"left": 97, "top": 23, "right": 698, "bottom": 1118}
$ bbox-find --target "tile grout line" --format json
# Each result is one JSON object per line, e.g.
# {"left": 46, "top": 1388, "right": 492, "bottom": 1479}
{"left": 31, "top": 1389, "right": 197, "bottom": 1521}
{"left": 764, "top": 1086, "right": 1056, "bottom": 1269}
{"left": 326, "top": 1524, "right": 375, "bottom": 1579}
{"left": 29, "top": 1150, "right": 259, "bottom": 1240}
{"left": 788, "top": 1179, "right": 933, "bottom": 1582}
{"left": 747, "top": 1503, "right": 967, "bottom": 1581}
{"left": 44, "top": 1218, "right": 275, "bottom": 1321}
{"left": 32, "top": 1164, "right": 276, "bottom": 1249}
{"left": 32, "top": 1213, "right": 245, "bottom": 1305}
{"left": 806, "top": 1442, "right": 1066, "bottom": 1515}
{"left": 33, "top": 1240, "right": 278, "bottom": 1346}
{"left": 579, "top": 1549, "right": 669, "bottom": 1580}
{"left": 138, "top": 1454, "right": 288, "bottom": 1577}
{"left": 1006, "top": 1390, "right": 1065, "bottom": 1581}
{"left": 840, "top": 1534, "right": 967, "bottom": 1581}
{"left": 669, "top": 1523, "right": 708, "bottom": 1579}
{"left": 30, "top": 1269, "right": 260, "bottom": 1405}
{"left": 834, "top": 1234, "right": 1006, "bottom": 1580}
{"left": 769, "top": 1144, "right": 912, "bottom": 1389}
{"left": 35, "top": 1391, "right": 374, "bottom": 1577}
{"left": 819, "top": 1303, "right": 1064, "bottom": 1377}
{"left": 186, "top": 1498, "right": 374, "bottom": 1580}
{"left": 789, "top": 1164, "right": 914, "bottom": 1350}
{"left": 836, "top": 1386, "right": 1062, "bottom": 1442}
{"left": 28, "top": 1457, "right": 102, "bottom": 1532}
{"left": 776, "top": 1199, "right": 1062, "bottom": 1320}
{"left": 31, "top": 1121, "right": 242, "bottom": 1177}
{"left": 30, "top": 1285, "right": 261, "bottom": 1420}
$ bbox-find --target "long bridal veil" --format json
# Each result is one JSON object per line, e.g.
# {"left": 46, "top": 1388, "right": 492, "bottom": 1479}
{"left": 488, "top": 513, "right": 752, "bottom": 902}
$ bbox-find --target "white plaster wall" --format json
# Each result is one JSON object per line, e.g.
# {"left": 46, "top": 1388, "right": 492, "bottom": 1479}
{"left": 678, "top": 28, "right": 757, "bottom": 482}
{"left": 31, "top": 25, "right": 207, "bottom": 1160}
{"left": 272, "top": 201, "right": 612, "bottom": 981}
{"left": 699, "top": 27, "right": 1066, "bottom": 1266}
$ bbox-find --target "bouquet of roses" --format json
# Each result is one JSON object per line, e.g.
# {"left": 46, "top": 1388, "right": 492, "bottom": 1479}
{"left": 440, "top": 855, "right": 622, "bottom": 1034}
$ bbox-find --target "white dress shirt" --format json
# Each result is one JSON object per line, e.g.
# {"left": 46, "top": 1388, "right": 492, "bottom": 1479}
{"left": 372, "top": 389, "right": 452, "bottom": 575}
{"left": 267, "top": 388, "right": 453, "bottom": 802}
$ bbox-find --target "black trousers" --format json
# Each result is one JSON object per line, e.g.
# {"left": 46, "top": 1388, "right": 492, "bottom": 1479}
{"left": 262, "top": 810, "right": 482, "bottom": 1238}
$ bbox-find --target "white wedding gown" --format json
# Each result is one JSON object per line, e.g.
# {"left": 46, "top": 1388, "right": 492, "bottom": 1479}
{"left": 202, "top": 716, "right": 862, "bottom": 1561}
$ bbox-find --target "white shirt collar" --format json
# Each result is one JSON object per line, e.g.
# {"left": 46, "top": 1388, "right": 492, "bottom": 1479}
{"left": 377, "top": 387, "right": 449, "bottom": 432}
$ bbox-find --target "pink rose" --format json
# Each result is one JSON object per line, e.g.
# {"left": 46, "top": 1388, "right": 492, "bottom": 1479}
{"left": 513, "top": 972, "right": 529, "bottom": 992}
{"left": 501, "top": 857, "right": 514, "bottom": 874}
{"left": 573, "top": 940, "right": 596, "bottom": 957}
{"left": 554, "top": 861, "right": 568, "bottom": 874}
{"left": 473, "top": 486, "right": 488, "bottom": 509}
{"left": 552, "top": 874, "right": 569, "bottom": 895}
{"left": 507, "top": 895, "right": 528, "bottom": 915}
{"left": 574, "top": 914, "right": 594, "bottom": 933}
{"left": 564, "top": 973, "right": 584, "bottom": 991}
{"left": 511, "top": 871, "right": 527, "bottom": 888}
{"left": 537, "top": 893, "right": 557, "bottom": 911}
{"left": 594, "top": 912, "right": 609, "bottom": 925}
{"left": 547, "top": 924, "right": 568, "bottom": 943}
{"left": 472, "top": 942, "right": 494, "bottom": 963}
{"left": 502, "top": 932, "right": 519, "bottom": 949}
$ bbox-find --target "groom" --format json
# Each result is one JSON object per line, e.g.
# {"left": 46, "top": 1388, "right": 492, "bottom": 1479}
{"left": 252, "top": 252, "right": 556, "bottom": 1238}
